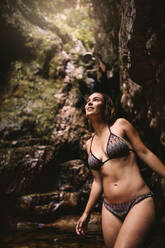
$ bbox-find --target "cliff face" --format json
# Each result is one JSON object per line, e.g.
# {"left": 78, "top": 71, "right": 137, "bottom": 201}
{"left": 119, "top": 0, "right": 165, "bottom": 133}
{"left": 92, "top": 0, "right": 165, "bottom": 134}
{"left": 0, "top": 0, "right": 95, "bottom": 230}
{"left": 119, "top": 0, "right": 165, "bottom": 207}
{"left": 0, "top": 0, "right": 165, "bottom": 231}
{"left": 92, "top": 0, "right": 165, "bottom": 190}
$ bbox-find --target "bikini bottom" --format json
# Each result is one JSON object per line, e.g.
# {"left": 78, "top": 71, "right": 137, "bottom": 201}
{"left": 103, "top": 192, "right": 154, "bottom": 221}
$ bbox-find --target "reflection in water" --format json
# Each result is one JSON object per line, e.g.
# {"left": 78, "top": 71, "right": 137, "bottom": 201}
{"left": 0, "top": 228, "right": 165, "bottom": 248}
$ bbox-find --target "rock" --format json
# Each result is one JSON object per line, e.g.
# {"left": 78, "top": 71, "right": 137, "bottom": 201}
{"left": 16, "top": 213, "right": 101, "bottom": 232}
{"left": 0, "top": 0, "right": 94, "bottom": 230}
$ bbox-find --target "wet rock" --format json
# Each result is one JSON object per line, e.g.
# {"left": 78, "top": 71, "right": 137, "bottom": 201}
{"left": 16, "top": 213, "right": 101, "bottom": 232}
{"left": 16, "top": 189, "right": 91, "bottom": 223}
{"left": 0, "top": 0, "right": 95, "bottom": 230}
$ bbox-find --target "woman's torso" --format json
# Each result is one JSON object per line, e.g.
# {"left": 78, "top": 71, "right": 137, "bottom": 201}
{"left": 88, "top": 122, "right": 150, "bottom": 203}
{"left": 101, "top": 154, "right": 150, "bottom": 203}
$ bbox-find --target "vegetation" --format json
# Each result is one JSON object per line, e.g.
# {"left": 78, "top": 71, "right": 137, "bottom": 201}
{"left": 46, "top": 1, "right": 95, "bottom": 51}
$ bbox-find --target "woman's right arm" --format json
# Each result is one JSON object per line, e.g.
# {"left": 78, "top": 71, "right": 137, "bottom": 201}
{"left": 76, "top": 172, "right": 102, "bottom": 235}
{"left": 76, "top": 140, "right": 102, "bottom": 235}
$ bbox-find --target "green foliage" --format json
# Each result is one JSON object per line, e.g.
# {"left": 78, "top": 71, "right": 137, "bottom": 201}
{"left": 0, "top": 0, "right": 95, "bottom": 142}
{"left": 75, "top": 27, "right": 94, "bottom": 51}
{"left": 63, "top": 40, "right": 75, "bottom": 53}
{"left": 0, "top": 60, "right": 63, "bottom": 140}
{"left": 52, "top": 6, "right": 94, "bottom": 51}
{"left": 66, "top": 8, "right": 94, "bottom": 50}
{"left": 37, "top": 0, "right": 76, "bottom": 14}
{"left": 66, "top": 8, "right": 88, "bottom": 27}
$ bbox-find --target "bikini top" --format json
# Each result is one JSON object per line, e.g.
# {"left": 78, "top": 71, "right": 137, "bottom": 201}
{"left": 88, "top": 127, "right": 134, "bottom": 170}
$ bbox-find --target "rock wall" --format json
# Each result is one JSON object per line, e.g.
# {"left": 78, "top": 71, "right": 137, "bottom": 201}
{"left": 92, "top": 0, "right": 165, "bottom": 220}
{"left": 0, "top": 0, "right": 96, "bottom": 231}
{"left": 119, "top": 0, "right": 165, "bottom": 198}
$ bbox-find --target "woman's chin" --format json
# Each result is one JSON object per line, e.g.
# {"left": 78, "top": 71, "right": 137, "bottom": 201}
{"left": 86, "top": 111, "right": 94, "bottom": 117}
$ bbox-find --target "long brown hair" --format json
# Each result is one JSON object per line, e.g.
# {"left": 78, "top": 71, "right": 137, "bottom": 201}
{"left": 87, "top": 92, "right": 115, "bottom": 132}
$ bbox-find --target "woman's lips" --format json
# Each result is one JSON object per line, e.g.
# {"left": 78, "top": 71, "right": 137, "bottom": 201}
{"left": 87, "top": 107, "right": 94, "bottom": 111}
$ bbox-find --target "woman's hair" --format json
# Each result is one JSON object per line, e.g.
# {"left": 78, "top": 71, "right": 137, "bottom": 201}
{"left": 87, "top": 92, "right": 115, "bottom": 132}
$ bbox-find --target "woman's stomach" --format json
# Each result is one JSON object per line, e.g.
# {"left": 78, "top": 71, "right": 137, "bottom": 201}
{"left": 102, "top": 160, "right": 150, "bottom": 203}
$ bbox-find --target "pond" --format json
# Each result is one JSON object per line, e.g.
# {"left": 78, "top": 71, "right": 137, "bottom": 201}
{"left": 0, "top": 227, "right": 165, "bottom": 248}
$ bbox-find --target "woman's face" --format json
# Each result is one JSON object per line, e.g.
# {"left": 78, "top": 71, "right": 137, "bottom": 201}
{"left": 85, "top": 92, "right": 104, "bottom": 118}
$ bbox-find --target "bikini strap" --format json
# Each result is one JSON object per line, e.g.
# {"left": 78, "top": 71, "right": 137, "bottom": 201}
{"left": 102, "top": 158, "right": 111, "bottom": 165}
{"left": 107, "top": 126, "right": 112, "bottom": 147}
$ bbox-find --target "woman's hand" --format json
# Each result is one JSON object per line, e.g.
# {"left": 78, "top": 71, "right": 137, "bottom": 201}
{"left": 76, "top": 213, "right": 90, "bottom": 235}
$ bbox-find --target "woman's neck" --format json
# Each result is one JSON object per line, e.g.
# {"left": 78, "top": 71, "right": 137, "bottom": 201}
{"left": 92, "top": 120, "right": 108, "bottom": 136}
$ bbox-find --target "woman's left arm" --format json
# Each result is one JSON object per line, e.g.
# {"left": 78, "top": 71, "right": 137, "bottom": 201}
{"left": 121, "top": 118, "right": 165, "bottom": 178}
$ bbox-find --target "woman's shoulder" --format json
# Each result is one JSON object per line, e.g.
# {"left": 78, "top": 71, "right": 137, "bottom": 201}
{"left": 112, "top": 118, "right": 134, "bottom": 133}
{"left": 114, "top": 117, "right": 130, "bottom": 126}
{"left": 113, "top": 118, "right": 136, "bottom": 134}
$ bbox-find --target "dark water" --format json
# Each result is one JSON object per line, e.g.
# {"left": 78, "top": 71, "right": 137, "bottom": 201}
{"left": 0, "top": 230, "right": 104, "bottom": 248}
{"left": 0, "top": 228, "right": 165, "bottom": 248}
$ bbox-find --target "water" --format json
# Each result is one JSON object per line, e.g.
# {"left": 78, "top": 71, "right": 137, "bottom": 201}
{"left": 0, "top": 230, "right": 104, "bottom": 248}
{"left": 0, "top": 228, "right": 165, "bottom": 248}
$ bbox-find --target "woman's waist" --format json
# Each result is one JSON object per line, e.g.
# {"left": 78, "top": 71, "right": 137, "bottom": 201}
{"left": 103, "top": 178, "right": 150, "bottom": 204}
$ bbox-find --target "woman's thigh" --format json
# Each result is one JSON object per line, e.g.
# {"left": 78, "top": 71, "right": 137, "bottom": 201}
{"left": 114, "top": 197, "right": 155, "bottom": 248}
{"left": 102, "top": 204, "right": 122, "bottom": 248}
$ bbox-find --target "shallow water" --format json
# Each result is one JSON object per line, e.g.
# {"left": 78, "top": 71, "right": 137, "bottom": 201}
{"left": 0, "top": 230, "right": 104, "bottom": 248}
{"left": 0, "top": 228, "right": 165, "bottom": 248}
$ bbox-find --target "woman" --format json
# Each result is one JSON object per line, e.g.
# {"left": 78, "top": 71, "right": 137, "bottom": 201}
{"left": 76, "top": 92, "right": 165, "bottom": 248}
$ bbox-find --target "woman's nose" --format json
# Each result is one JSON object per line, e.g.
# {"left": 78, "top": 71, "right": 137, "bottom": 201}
{"left": 87, "top": 100, "right": 93, "bottom": 106}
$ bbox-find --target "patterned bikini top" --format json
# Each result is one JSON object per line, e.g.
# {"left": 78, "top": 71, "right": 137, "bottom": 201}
{"left": 88, "top": 127, "right": 134, "bottom": 170}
